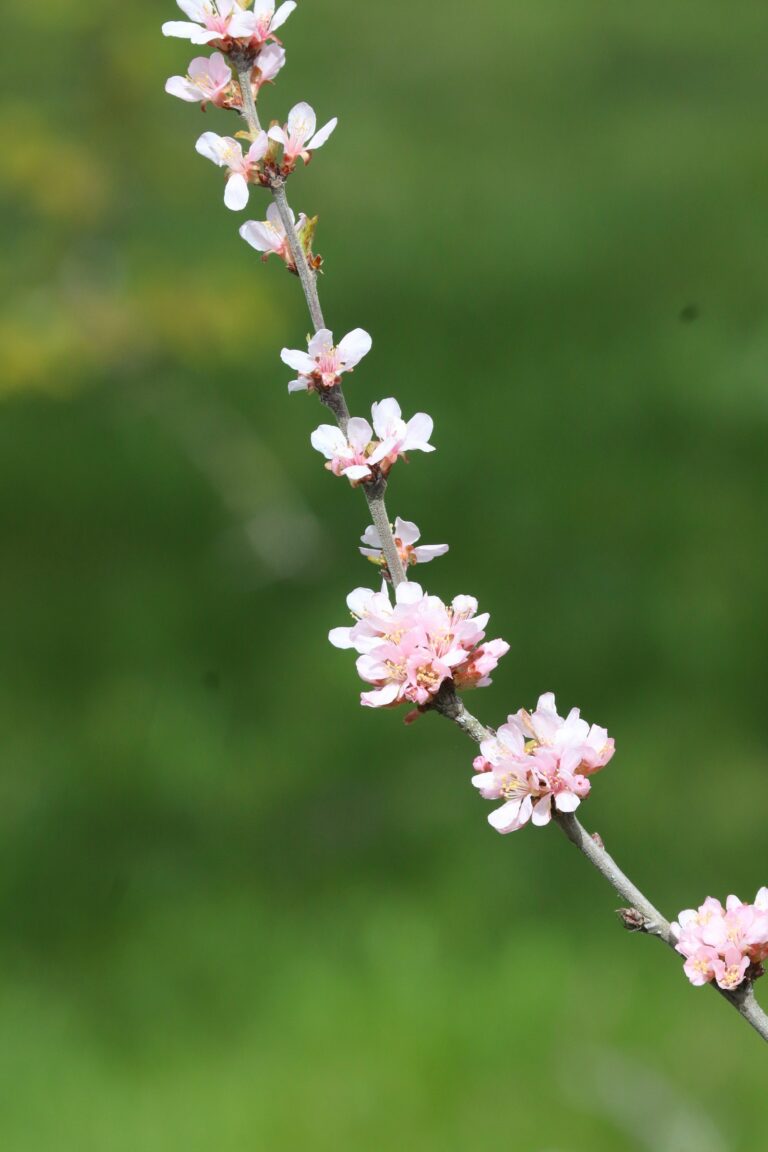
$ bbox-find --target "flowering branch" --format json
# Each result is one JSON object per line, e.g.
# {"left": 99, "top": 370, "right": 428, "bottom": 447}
{"left": 232, "top": 69, "right": 408, "bottom": 587}
{"left": 162, "top": 0, "right": 768, "bottom": 1048}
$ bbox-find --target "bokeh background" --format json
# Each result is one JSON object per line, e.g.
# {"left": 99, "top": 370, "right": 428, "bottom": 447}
{"left": 2, "top": 1, "right": 768, "bottom": 1148}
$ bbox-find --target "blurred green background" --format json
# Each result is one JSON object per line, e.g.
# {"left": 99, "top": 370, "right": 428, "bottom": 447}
{"left": 2, "top": 1, "right": 768, "bottom": 1148}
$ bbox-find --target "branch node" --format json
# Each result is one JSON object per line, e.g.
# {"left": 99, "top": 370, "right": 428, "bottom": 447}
{"left": 617, "top": 907, "right": 651, "bottom": 933}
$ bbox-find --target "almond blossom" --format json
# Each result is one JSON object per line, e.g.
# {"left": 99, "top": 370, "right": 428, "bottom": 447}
{"left": 672, "top": 891, "right": 768, "bottom": 990}
{"left": 329, "top": 581, "right": 509, "bottom": 709}
{"left": 162, "top": 0, "right": 296, "bottom": 48}
{"left": 195, "top": 130, "right": 269, "bottom": 209}
{"left": 281, "top": 328, "right": 371, "bottom": 393}
{"left": 268, "top": 102, "right": 337, "bottom": 171}
{"left": 471, "top": 694, "right": 615, "bottom": 834}
{"left": 310, "top": 401, "right": 435, "bottom": 485}
{"left": 249, "top": 0, "right": 297, "bottom": 44}
{"left": 252, "top": 42, "right": 286, "bottom": 91}
{"left": 240, "top": 202, "right": 311, "bottom": 269}
{"left": 367, "top": 399, "right": 435, "bottom": 473}
{"left": 310, "top": 420, "right": 375, "bottom": 484}
{"left": 166, "top": 52, "right": 234, "bottom": 107}
{"left": 360, "top": 518, "right": 449, "bottom": 570}
{"left": 162, "top": 0, "right": 260, "bottom": 46}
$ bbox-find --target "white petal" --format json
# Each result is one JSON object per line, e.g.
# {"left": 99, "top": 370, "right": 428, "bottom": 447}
{"left": 195, "top": 131, "right": 228, "bottom": 165}
{"left": 165, "top": 76, "right": 201, "bottom": 102}
{"left": 371, "top": 397, "right": 402, "bottom": 438}
{"left": 329, "top": 627, "right": 354, "bottom": 650}
{"left": 288, "top": 101, "right": 317, "bottom": 141}
{"left": 366, "top": 438, "right": 395, "bottom": 467}
{"left": 403, "top": 413, "right": 433, "bottom": 449}
{"left": 228, "top": 10, "right": 259, "bottom": 37}
{"left": 224, "top": 173, "right": 249, "bottom": 211}
{"left": 307, "top": 117, "right": 338, "bottom": 151}
{"left": 270, "top": 1, "right": 297, "bottom": 32}
{"left": 361, "top": 683, "right": 401, "bottom": 708}
{"left": 307, "top": 329, "right": 334, "bottom": 358}
{"left": 310, "top": 425, "right": 346, "bottom": 459}
{"left": 360, "top": 526, "right": 381, "bottom": 548}
{"left": 287, "top": 379, "right": 308, "bottom": 393}
{"left": 488, "top": 800, "right": 523, "bottom": 833}
{"left": 393, "top": 518, "right": 419, "bottom": 545}
{"left": 268, "top": 126, "right": 287, "bottom": 147}
{"left": 266, "top": 201, "right": 289, "bottom": 229}
{"left": 239, "top": 220, "right": 275, "bottom": 252}
{"left": 554, "top": 791, "right": 581, "bottom": 813}
{"left": 162, "top": 21, "right": 219, "bottom": 42}
{"left": 395, "top": 582, "right": 424, "bottom": 605}
{"left": 337, "top": 328, "right": 372, "bottom": 370}
{"left": 413, "top": 544, "right": 449, "bottom": 563}
{"left": 176, "top": 0, "right": 206, "bottom": 18}
{"left": 343, "top": 465, "right": 373, "bottom": 481}
{"left": 281, "top": 348, "right": 315, "bottom": 374}
{"left": 346, "top": 417, "right": 373, "bottom": 453}
{"left": 531, "top": 796, "right": 553, "bottom": 826}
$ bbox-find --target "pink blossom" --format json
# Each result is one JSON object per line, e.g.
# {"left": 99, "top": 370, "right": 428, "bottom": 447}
{"left": 672, "top": 891, "right": 768, "bottom": 990}
{"left": 367, "top": 399, "right": 435, "bottom": 474}
{"left": 195, "top": 130, "right": 269, "bottom": 210}
{"left": 162, "top": 0, "right": 261, "bottom": 46}
{"left": 281, "top": 328, "right": 372, "bottom": 393}
{"left": 162, "top": 0, "right": 296, "bottom": 48}
{"left": 471, "top": 694, "right": 614, "bottom": 834}
{"left": 250, "top": 0, "right": 297, "bottom": 44}
{"left": 165, "top": 52, "right": 234, "bottom": 107}
{"left": 268, "top": 102, "right": 337, "bottom": 170}
{"left": 712, "top": 948, "right": 752, "bottom": 991}
{"left": 310, "top": 420, "right": 375, "bottom": 485}
{"left": 311, "top": 403, "right": 435, "bottom": 486}
{"left": 252, "top": 42, "right": 286, "bottom": 91}
{"left": 329, "top": 581, "right": 508, "bottom": 709}
{"left": 506, "top": 691, "right": 615, "bottom": 775}
{"left": 360, "top": 518, "right": 449, "bottom": 570}
{"left": 682, "top": 947, "right": 722, "bottom": 987}
{"left": 240, "top": 203, "right": 308, "bottom": 268}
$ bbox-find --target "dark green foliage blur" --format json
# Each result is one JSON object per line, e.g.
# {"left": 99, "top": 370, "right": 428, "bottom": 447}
{"left": 1, "top": 1, "right": 768, "bottom": 1148}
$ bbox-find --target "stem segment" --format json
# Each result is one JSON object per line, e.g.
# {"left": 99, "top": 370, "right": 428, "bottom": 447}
{"left": 236, "top": 72, "right": 407, "bottom": 588}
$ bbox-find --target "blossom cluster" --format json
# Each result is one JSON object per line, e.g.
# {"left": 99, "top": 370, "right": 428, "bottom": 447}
{"left": 471, "top": 693, "right": 614, "bottom": 833}
{"left": 672, "top": 892, "right": 768, "bottom": 991}
{"left": 163, "top": 0, "right": 297, "bottom": 48}
{"left": 311, "top": 399, "right": 434, "bottom": 486}
{"left": 330, "top": 582, "right": 509, "bottom": 709}
{"left": 164, "top": 1, "right": 336, "bottom": 219}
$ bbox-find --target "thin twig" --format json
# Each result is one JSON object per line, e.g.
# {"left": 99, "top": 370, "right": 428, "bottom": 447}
{"left": 236, "top": 72, "right": 407, "bottom": 587}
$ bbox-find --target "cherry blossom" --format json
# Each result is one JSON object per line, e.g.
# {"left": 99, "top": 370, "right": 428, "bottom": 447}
{"left": 240, "top": 202, "right": 313, "bottom": 269}
{"left": 268, "top": 102, "right": 337, "bottom": 171}
{"left": 162, "top": 0, "right": 260, "bottom": 46}
{"left": 166, "top": 52, "right": 234, "bottom": 107}
{"left": 672, "top": 891, "right": 768, "bottom": 991}
{"left": 310, "top": 401, "right": 435, "bottom": 484}
{"left": 360, "top": 518, "right": 449, "bottom": 570}
{"left": 252, "top": 42, "right": 286, "bottom": 91}
{"left": 250, "top": 0, "right": 297, "bottom": 44}
{"left": 471, "top": 694, "right": 614, "bottom": 834}
{"left": 367, "top": 399, "right": 435, "bottom": 473}
{"left": 329, "top": 581, "right": 508, "bottom": 709}
{"left": 195, "top": 130, "right": 269, "bottom": 209}
{"left": 310, "top": 420, "right": 376, "bottom": 484}
{"left": 281, "top": 328, "right": 371, "bottom": 393}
